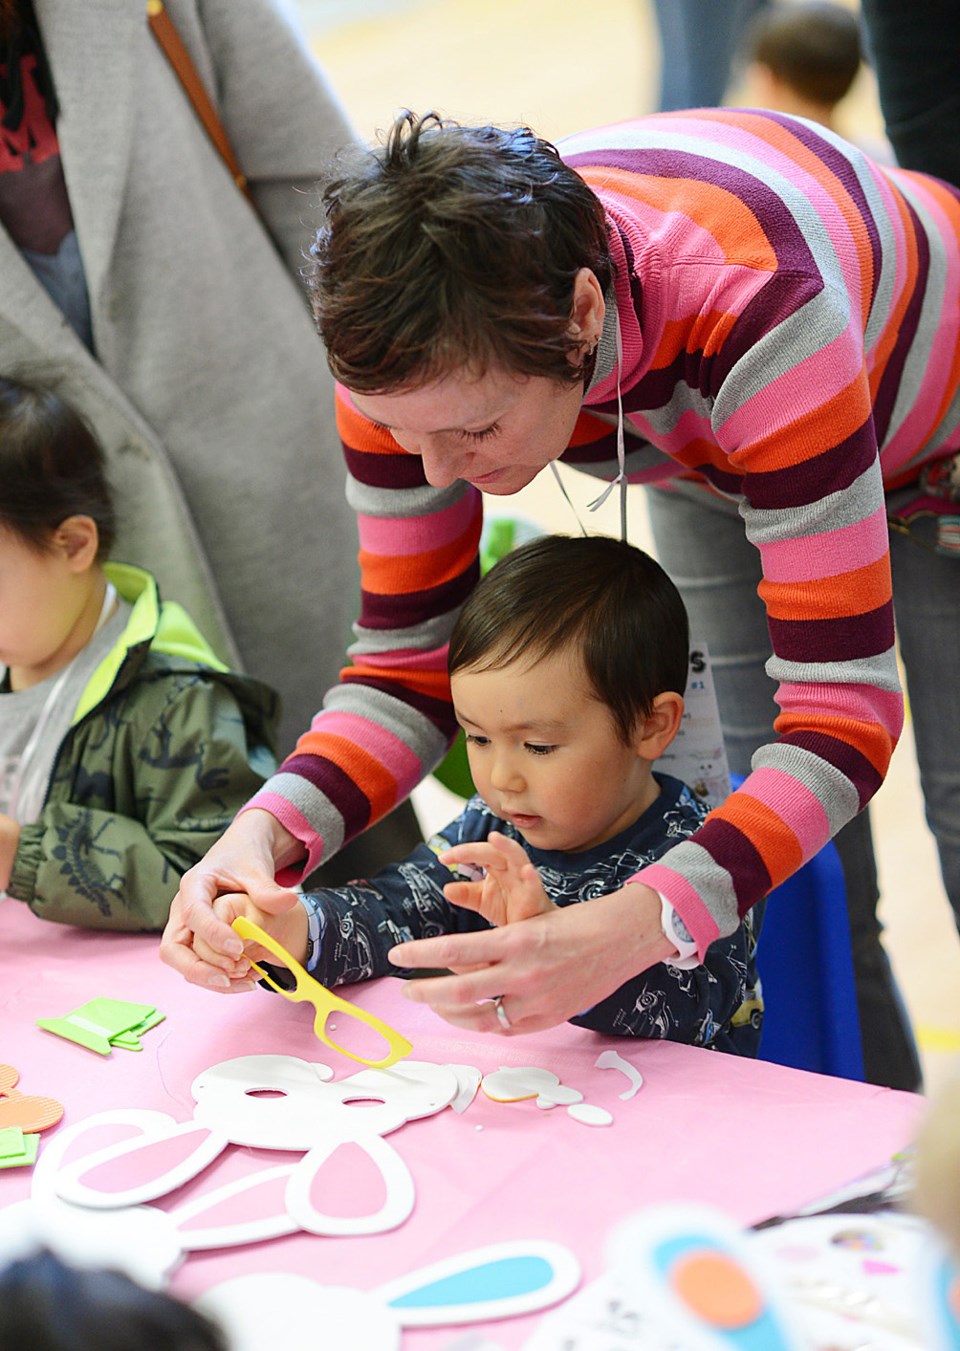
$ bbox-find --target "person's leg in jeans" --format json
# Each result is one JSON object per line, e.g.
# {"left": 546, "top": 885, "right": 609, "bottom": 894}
{"left": 860, "top": 0, "right": 960, "bottom": 186}
{"left": 652, "top": 0, "right": 770, "bottom": 112}
{"left": 645, "top": 483, "right": 922, "bottom": 1090}
{"left": 889, "top": 519, "right": 960, "bottom": 932}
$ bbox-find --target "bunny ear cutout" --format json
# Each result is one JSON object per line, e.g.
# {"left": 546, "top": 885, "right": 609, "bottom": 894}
{"left": 374, "top": 1240, "right": 581, "bottom": 1327}
{"left": 608, "top": 1205, "right": 806, "bottom": 1351}
{"left": 167, "top": 1163, "right": 302, "bottom": 1251}
{"left": 55, "top": 1120, "right": 228, "bottom": 1209}
{"left": 196, "top": 1274, "right": 402, "bottom": 1351}
{"left": 285, "top": 1131, "right": 415, "bottom": 1236}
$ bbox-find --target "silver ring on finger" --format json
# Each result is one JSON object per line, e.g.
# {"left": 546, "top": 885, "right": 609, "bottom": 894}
{"left": 493, "top": 994, "right": 512, "bottom": 1031}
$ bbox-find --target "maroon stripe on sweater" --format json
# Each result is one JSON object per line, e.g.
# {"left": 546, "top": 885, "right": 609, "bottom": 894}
{"left": 343, "top": 444, "right": 429, "bottom": 489}
{"left": 742, "top": 414, "right": 877, "bottom": 508}
{"left": 358, "top": 562, "right": 480, "bottom": 631}
{"left": 780, "top": 729, "right": 885, "bottom": 809}
{"left": 768, "top": 602, "right": 895, "bottom": 664}
{"left": 278, "top": 753, "right": 372, "bottom": 839}
{"left": 871, "top": 194, "right": 930, "bottom": 445}
{"left": 691, "top": 817, "right": 772, "bottom": 919}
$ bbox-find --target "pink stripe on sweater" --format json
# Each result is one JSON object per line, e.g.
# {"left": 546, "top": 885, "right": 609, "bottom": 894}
{"left": 629, "top": 863, "right": 720, "bottom": 959}
{"left": 776, "top": 681, "right": 904, "bottom": 738}
{"left": 239, "top": 794, "right": 326, "bottom": 883}
{"left": 354, "top": 645, "right": 449, "bottom": 673}
{"left": 735, "top": 768, "right": 830, "bottom": 861}
{"left": 310, "top": 711, "right": 424, "bottom": 788}
{"left": 358, "top": 488, "right": 480, "bottom": 556}
{"left": 757, "top": 504, "right": 889, "bottom": 582}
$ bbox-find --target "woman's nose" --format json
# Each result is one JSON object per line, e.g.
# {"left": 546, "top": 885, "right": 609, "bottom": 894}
{"left": 393, "top": 432, "right": 465, "bottom": 488}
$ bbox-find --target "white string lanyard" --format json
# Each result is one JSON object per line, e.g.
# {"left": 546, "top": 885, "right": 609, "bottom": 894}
{"left": 7, "top": 581, "right": 118, "bottom": 824}
{"left": 551, "top": 307, "right": 629, "bottom": 542}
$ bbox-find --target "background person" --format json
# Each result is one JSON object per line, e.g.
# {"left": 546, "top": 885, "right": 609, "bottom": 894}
{"left": 0, "top": 0, "right": 420, "bottom": 878}
{"left": 162, "top": 107, "right": 960, "bottom": 1089}
{"left": 0, "top": 379, "right": 278, "bottom": 930}
{"left": 737, "top": 0, "right": 864, "bottom": 131}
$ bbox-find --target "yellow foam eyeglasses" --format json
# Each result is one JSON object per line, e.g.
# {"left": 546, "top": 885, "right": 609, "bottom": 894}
{"left": 231, "top": 915, "right": 412, "bottom": 1071}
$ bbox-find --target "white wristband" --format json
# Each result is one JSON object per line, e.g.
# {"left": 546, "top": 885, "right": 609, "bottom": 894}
{"left": 658, "top": 892, "right": 700, "bottom": 970}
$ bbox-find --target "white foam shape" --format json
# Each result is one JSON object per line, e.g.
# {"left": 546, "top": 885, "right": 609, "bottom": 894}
{"left": 196, "top": 1274, "right": 401, "bottom": 1351}
{"left": 167, "top": 1163, "right": 301, "bottom": 1250}
{"left": 197, "top": 1240, "right": 580, "bottom": 1349}
{"left": 191, "top": 1054, "right": 337, "bottom": 1148}
{"left": 447, "top": 1064, "right": 482, "bottom": 1114}
{"left": 594, "top": 1049, "right": 644, "bottom": 1100}
{"left": 55, "top": 1119, "right": 228, "bottom": 1209}
{"left": 537, "top": 1084, "right": 583, "bottom": 1107}
{"left": 482, "top": 1067, "right": 560, "bottom": 1102}
{"left": 285, "top": 1131, "right": 415, "bottom": 1235}
{"left": 2, "top": 1109, "right": 183, "bottom": 1288}
{"left": 535, "top": 1096, "right": 559, "bottom": 1110}
{"left": 567, "top": 1103, "right": 613, "bottom": 1128}
{"left": 191, "top": 1055, "right": 455, "bottom": 1149}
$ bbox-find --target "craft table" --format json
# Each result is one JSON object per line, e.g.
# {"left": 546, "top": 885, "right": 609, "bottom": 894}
{"left": 0, "top": 900, "right": 924, "bottom": 1349}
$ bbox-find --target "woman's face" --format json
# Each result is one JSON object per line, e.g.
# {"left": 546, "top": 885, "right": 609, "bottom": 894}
{"left": 350, "top": 366, "right": 585, "bottom": 495}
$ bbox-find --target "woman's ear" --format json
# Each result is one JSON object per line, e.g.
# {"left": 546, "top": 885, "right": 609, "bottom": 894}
{"left": 568, "top": 268, "right": 605, "bottom": 352}
{"left": 633, "top": 692, "right": 685, "bottom": 761}
{"left": 53, "top": 515, "right": 100, "bottom": 573}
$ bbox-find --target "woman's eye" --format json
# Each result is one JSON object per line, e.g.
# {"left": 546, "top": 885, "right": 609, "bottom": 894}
{"left": 460, "top": 422, "right": 501, "bottom": 443}
{"left": 525, "top": 744, "right": 556, "bottom": 756}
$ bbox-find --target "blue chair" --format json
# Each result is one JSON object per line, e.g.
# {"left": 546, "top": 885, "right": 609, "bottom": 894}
{"left": 737, "top": 772, "right": 865, "bottom": 1080}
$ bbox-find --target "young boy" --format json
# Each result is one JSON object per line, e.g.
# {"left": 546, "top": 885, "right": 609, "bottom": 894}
{"left": 212, "top": 535, "right": 761, "bottom": 1055}
{"left": 0, "top": 378, "right": 279, "bottom": 929}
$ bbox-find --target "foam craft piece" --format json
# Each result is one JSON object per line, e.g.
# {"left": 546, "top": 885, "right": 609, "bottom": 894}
{"left": 36, "top": 997, "right": 160, "bottom": 1055}
{"left": 595, "top": 1049, "right": 645, "bottom": 1099}
{"left": 196, "top": 1240, "right": 580, "bottom": 1351}
{"left": 0, "top": 1127, "right": 39, "bottom": 1169}
{"left": 0, "top": 1064, "right": 64, "bottom": 1133}
{"left": 482, "top": 1067, "right": 562, "bottom": 1103}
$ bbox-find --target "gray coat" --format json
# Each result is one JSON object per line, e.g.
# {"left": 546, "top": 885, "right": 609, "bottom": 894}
{"left": 5, "top": 0, "right": 360, "bottom": 756}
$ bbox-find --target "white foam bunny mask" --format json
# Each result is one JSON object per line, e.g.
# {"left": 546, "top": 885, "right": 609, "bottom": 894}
{"left": 196, "top": 1240, "right": 581, "bottom": 1351}
{"left": 51, "top": 1055, "right": 459, "bottom": 1249}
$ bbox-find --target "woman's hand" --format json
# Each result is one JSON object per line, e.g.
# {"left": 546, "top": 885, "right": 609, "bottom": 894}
{"left": 439, "top": 831, "right": 554, "bottom": 927}
{"left": 159, "top": 810, "right": 304, "bottom": 991}
{"left": 387, "top": 880, "right": 675, "bottom": 1035}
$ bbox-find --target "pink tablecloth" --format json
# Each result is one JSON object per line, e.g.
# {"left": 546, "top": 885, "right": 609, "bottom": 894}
{"left": 0, "top": 900, "right": 924, "bottom": 1348}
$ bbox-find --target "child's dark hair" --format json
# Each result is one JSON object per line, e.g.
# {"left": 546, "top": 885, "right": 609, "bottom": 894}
{"left": 0, "top": 378, "right": 115, "bottom": 558}
{"left": 449, "top": 534, "right": 689, "bottom": 744}
{"left": 746, "top": 1, "right": 862, "bottom": 107}
{"left": 310, "top": 110, "right": 613, "bottom": 393}
{"left": 0, "top": 1248, "right": 227, "bottom": 1351}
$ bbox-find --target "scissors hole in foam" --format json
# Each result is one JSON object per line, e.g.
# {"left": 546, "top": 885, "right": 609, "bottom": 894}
{"left": 231, "top": 916, "right": 413, "bottom": 1070}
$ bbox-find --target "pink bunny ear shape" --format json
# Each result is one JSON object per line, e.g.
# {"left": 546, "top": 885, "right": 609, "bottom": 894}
{"left": 286, "top": 1132, "right": 415, "bottom": 1236}
{"left": 196, "top": 1275, "right": 402, "bottom": 1351}
{"left": 167, "top": 1162, "right": 302, "bottom": 1251}
{"left": 55, "top": 1121, "right": 228, "bottom": 1209}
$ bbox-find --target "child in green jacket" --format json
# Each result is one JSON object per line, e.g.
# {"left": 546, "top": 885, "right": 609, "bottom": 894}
{"left": 0, "top": 378, "right": 279, "bottom": 930}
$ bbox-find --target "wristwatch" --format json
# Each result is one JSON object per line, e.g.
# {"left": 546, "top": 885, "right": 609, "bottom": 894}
{"left": 658, "top": 892, "right": 700, "bottom": 970}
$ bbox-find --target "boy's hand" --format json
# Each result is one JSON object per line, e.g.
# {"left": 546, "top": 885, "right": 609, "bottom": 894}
{"left": 191, "top": 892, "right": 309, "bottom": 992}
{"left": 439, "top": 831, "right": 554, "bottom": 928}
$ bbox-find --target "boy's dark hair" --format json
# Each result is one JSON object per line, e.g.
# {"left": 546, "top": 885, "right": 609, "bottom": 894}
{"left": 0, "top": 378, "right": 115, "bottom": 559}
{"left": 309, "top": 111, "right": 613, "bottom": 393}
{"left": 0, "top": 1248, "right": 227, "bottom": 1351}
{"left": 448, "top": 534, "right": 689, "bottom": 744}
{"left": 747, "top": 2, "right": 862, "bottom": 107}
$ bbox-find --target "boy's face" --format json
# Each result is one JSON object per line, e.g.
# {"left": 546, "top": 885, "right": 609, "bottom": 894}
{"left": 451, "top": 646, "right": 659, "bottom": 853}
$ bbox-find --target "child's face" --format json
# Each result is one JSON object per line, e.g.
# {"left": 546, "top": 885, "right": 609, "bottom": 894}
{"left": 451, "top": 646, "right": 657, "bottom": 853}
{"left": 0, "top": 525, "right": 89, "bottom": 683}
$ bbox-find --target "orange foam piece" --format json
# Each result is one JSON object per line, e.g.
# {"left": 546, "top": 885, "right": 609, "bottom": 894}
{"left": 671, "top": 1249, "right": 763, "bottom": 1329}
{"left": 0, "top": 1094, "right": 64, "bottom": 1134}
{"left": 0, "top": 1065, "right": 20, "bottom": 1094}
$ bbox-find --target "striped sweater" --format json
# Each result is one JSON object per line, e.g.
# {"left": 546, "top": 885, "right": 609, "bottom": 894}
{"left": 247, "top": 109, "right": 960, "bottom": 958}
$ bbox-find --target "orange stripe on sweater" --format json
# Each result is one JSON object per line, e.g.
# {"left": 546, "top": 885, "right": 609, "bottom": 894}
{"left": 341, "top": 663, "right": 451, "bottom": 700}
{"left": 579, "top": 165, "right": 779, "bottom": 272}
{"left": 291, "top": 731, "right": 399, "bottom": 817}
{"left": 336, "top": 390, "right": 406, "bottom": 455}
{"left": 729, "top": 367, "right": 872, "bottom": 471}
{"left": 715, "top": 791, "right": 803, "bottom": 888}
{"left": 774, "top": 711, "right": 895, "bottom": 777}
{"left": 867, "top": 186, "right": 919, "bottom": 401}
{"left": 759, "top": 553, "right": 892, "bottom": 620}
{"left": 359, "top": 520, "right": 480, "bottom": 597}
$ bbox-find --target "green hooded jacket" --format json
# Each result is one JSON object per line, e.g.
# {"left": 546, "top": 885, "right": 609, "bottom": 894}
{"left": 6, "top": 564, "right": 279, "bottom": 931}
